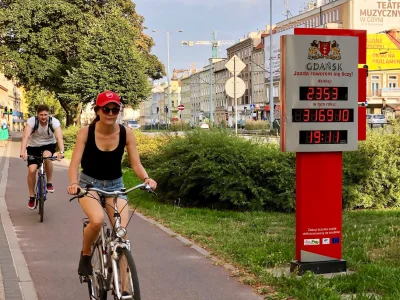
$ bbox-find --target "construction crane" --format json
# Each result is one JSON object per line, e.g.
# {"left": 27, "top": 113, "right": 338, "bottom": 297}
{"left": 180, "top": 30, "right": 235, "bottom": 58}
{"left": 282, "top": 0, "right": 292, "bottom": 19}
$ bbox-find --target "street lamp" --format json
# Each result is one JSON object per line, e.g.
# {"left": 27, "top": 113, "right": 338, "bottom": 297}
{"left": 151, "top": 29, "right": 184, "bottom": 125}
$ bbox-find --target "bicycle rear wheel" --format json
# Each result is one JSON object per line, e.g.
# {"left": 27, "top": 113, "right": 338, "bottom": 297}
{"left": 38, "top": 176, "right": 45, "bottom": 222}
{"left": 113, "top": 248, "right": 140, "bottom": 300}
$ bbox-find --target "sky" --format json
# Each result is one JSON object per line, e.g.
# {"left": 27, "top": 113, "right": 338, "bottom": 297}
{"left": 134, "top": 0, "right": 306, "bottom": 77}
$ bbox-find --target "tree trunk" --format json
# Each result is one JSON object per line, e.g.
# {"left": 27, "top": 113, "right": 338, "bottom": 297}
{"left": 73, "top": 102, "right": 83, "bottom": 126}
{"left": 59, "top": 98, "right": 74, "bottom": 126}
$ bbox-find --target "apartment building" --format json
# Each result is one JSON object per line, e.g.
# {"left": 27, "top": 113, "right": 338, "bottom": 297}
{"left": 266, "top": 0, "right": 400, "bottom": 117}
{"left": 226, "top": 32, "right": 263, "bottom": 121}
{"left": 213, "top": 59, "right": 229, "bottom": 125}
{"left": 180, "top": 75, "right": 192, "bottom": 122}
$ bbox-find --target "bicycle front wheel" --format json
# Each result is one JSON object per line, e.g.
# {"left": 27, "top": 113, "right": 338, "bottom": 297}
{"left": 38, "top": 177, "right": 45, "bottom": 222}
{"left": 113, "top": 248, "right": 140, "bottom": 300}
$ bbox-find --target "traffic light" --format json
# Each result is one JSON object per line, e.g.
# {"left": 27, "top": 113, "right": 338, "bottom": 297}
{"left": 50, "top": 106, "right": 55, "bottom": 114}
{"left": 363, "top": 65, "right": 368, "bottom": 78}
{"left": 156, "top": 106, "right": 159, "bottom": 114}
{"left": 164, "top": 106, "right": 168, "bottom": 113}
{"left": 4, "top": 106, "right": 7, "bottom": 113}
{"left": 232, "top": 106, "right": 235, "bottom": 113}
{"left": 9, "top": 108, "right": 12, "bottom": 114}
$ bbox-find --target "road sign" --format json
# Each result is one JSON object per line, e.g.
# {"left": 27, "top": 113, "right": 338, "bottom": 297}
{"left": 225, "top": 55, "right": 246, "bottom": 77}
{"left": 250, "top": 104, "right": 255, "bottom": 110}
{"left": 225, "top": 77, "right": 245, "bottom": 98}
{"left": 178, "top": 104, "right": 184, "bottom": 111}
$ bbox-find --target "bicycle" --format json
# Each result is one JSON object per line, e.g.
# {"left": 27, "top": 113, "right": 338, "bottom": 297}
{"left": 27, "top": 154, "right": 57, "bottom": 222}
{"left": 70, "top": 183, "right": 155, "bottom": 300}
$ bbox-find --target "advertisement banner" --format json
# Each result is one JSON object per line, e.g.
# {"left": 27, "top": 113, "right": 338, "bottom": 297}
{"left": 353, "top": 0, "right": 400, "bottom": 33}
{"left": 366, "top": 32, "right": 400, "bottom": 70}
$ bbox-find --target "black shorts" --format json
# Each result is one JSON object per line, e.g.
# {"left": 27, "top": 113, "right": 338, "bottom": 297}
{"left": 26, "top": 143, "right": 56, "bottom": 166}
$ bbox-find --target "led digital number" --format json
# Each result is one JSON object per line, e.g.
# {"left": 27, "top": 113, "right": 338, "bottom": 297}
{"left": 292, "top": 109, "right": 354, "bottom": 122}
{"left": 299, "top": 130, "right": 348, "bottom": 144}
{"left": 299, "top": 86, "right": 348, "bottom": 101}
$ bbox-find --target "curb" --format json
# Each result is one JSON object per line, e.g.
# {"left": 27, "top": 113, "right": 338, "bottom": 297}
{"left": 0, "top": 138, "right": 38, "bottom": 300}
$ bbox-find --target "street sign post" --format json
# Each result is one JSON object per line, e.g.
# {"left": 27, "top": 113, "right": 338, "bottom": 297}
{"left": 178, "top": 104, "right": 184, "bottom": 111}
{"left": 280, "top": 28, "right": 367, "bottom": 275}
{"left": 225, "top": 55, "right": 246, "bottom": 134}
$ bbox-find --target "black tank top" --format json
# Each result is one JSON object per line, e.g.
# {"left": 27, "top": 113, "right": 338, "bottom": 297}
{"left": 81, "top": 123, "right": 126, "bottom": 180}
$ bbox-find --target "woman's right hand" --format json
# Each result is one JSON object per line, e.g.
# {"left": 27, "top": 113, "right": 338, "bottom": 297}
{"left": 67, "top": 183, "right": 80, "bottom": 195}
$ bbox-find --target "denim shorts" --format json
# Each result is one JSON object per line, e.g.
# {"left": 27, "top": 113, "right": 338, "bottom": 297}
{"left": 78, "top": 173, "right": 127, "bottom": 200}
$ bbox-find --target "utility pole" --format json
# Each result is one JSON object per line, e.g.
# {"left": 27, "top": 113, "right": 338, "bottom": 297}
{"left": 269, "top": 0, "right": 274, "bottom": 128}
{"left": 167, "top": 31, "right": 171, "bottom": 125}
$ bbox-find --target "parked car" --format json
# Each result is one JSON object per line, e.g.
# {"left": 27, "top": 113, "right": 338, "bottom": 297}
{"left": 366, "top": 114, "right": 386, "bottom": 127}
{"left": 126, "top": 120, "right": 141, "bottom": 130}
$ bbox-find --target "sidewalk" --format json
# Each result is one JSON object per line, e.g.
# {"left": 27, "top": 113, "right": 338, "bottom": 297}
{"left": 0, "top": 141, "right": 24, "bottom": 300}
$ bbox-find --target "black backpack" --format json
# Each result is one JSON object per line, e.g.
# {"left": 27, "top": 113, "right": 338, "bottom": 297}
{"left": 31, "top": 116, "right": 54, "bottom": 136}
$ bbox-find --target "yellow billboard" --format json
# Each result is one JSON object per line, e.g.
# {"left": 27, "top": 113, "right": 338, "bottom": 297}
{"left": 366, "top": 33, "right": 400, "bottom": 70}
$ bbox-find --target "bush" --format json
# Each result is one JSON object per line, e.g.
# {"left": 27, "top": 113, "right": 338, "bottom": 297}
{"left": 343, "top": 126, "right": 400, "bottom": 209}
{"left": 146, "top": 129, "right": 296, "bottom": 211}
{"left": 170, "top": 120, "right": 191, "bottom": 132}
{"left": 245, "top": 120, "right": 269, "bottom": 130}
{"left": 63, "top": 125, "right": 80, "bottom": 151}
{"left": 122, "top": 130, "right": 176, "bottom": 168}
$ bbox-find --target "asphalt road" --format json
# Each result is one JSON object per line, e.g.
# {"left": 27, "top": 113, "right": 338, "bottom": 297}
{"left": 5, "top": 135, "right": 262, "bottom": 300}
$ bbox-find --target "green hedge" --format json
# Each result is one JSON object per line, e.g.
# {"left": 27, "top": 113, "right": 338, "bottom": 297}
{"left": 63, "top": 125, "right": 80, "bottom": 151}
{"left": 145, "top": 126, "right": 400, "bottom": 212}
{"left": 147, "top": 129, "right": 296, "bottom": 211}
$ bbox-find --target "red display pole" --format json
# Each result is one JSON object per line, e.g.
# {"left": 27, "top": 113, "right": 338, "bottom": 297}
{"left": 289, "top": 28, "right": 367, "bottom": 274}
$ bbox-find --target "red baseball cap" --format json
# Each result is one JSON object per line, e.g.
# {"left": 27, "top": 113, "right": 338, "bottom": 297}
{"left": 96, "top": 91, "right": 121, "bottom": 107}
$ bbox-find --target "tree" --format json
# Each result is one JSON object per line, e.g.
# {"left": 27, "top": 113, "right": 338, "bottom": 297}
{"left": 25, "top": 87, "right": 66, "bottom": 124}
{"left": 0, "top": 0, "right": 165, "bottom": 125}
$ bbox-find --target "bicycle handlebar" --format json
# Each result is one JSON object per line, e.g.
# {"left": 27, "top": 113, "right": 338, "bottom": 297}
{"left": 69, "top": 183, "right": 155, "bottom": 202}
{"left": 26, "top": 155, "right": 58, "bottom": 161}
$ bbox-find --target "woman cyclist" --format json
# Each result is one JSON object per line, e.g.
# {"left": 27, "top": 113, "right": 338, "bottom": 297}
{"left": 67, "top": 90, "right": 157, "bottom": 276}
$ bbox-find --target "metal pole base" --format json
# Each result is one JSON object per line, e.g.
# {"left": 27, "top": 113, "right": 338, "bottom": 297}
{"left": 290, "top": 259, "right": 347, "bottom": 275}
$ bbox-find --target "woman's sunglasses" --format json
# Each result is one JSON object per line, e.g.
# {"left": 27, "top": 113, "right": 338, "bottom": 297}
{"left": 101, "top": 106, "right": 120, "bottom": 115}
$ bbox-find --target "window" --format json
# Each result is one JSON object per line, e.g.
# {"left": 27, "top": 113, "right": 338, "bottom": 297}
{"left": 371, "top": 75, "right": 380, "bottom": 80}
{"left": 389, "top": 75, "right": 397, "bottom": 80}
{"left": 389, "top": 82, "right": 397, "bottom": 88}
{"left": 371, "top": 82, "right": 379, "bottom": 96}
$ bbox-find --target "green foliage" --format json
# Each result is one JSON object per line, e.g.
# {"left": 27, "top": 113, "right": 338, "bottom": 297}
{"left": 170, "top": 121, "right": 191, "bottom": 132}
{"left": 0, "top": 0, "right": 164, "bottom": 125}
{"left": 245, "top": 120, "right": 269, "bottom": 130}
{"left": 24, "top": 86, "right": 65, "bottom": 122}
{"left": 122, "top": 130, "right": 174, "bottom": 168}
{"left": 343, "top": 126, "right": 400, "bottom": 209}
{"left": 63, "top": 125, "right": 80, "bottom": 151}
{"left": 146, "top": 129, "right": 296, "bottom": 211}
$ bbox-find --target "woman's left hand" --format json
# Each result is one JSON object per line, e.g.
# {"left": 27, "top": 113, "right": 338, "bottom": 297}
{"left": 144, "top": 178, "right": 157, "bottom": 190}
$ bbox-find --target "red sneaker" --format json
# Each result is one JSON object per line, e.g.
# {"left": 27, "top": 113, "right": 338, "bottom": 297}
{"left": 28, "top": 197, "right": 37, "bottom": 210}
{"left": 46, "top": 183, "right": 54, "bottom": 193}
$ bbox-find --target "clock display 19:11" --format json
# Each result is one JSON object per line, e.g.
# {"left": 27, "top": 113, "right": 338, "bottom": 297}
{"left": 299, "top": 130, "right": 348, "bottom": 144}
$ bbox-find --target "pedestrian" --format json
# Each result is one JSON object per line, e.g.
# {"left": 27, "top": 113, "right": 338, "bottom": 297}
{"left": 0, "top": 114, "right": 9, "bottom": 147}
{"left": 66, "top": 90, "right": 157, "bottom": 277}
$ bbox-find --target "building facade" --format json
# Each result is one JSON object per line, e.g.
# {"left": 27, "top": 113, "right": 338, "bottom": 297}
{"left": 266, "top": 0, "right": 400, "bottom": 118}
{"left": 180, "top": 75, "right": 192, "bottom": 122}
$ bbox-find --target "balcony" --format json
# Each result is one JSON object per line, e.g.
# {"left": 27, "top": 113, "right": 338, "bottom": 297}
{"left": 381, "top": 88, "right": 400, "bottom": 97}
{"left": 368, "top": 90, "right": 381, "bottom": 97}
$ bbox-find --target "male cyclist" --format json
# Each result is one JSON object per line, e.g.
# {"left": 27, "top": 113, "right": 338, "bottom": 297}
{"left": 20, "top": 104, "right": 64, "bottom": 209}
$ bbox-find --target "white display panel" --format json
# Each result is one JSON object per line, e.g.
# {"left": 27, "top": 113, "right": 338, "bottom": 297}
{"left": 280, "top": 35, "right": 359, "bottom": 152}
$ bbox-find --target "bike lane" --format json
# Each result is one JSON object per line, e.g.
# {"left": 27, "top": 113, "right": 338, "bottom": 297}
{"left": 6, "top": 135, "right": 263, "bottom": 300}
